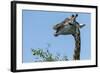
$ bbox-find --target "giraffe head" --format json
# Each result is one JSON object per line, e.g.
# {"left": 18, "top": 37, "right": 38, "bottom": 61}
{"left": 53, "top": 14, "right": 85, "bottom": 37}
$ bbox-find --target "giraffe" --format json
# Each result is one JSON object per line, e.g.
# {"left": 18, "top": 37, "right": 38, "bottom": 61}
{"left": 53, "top": 14, "right": 85, "bottom": 60}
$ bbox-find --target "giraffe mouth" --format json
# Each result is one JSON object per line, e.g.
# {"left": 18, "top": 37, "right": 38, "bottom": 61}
{"left": 54, "top": 29, "right": 59, "bottom": 37}
{"left": 54, "top": 34, "right": 58, "bottom": 37}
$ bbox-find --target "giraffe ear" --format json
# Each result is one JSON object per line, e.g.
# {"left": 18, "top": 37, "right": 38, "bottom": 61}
{"left": 80, "top": 24, "right": 85, "bottom": 28}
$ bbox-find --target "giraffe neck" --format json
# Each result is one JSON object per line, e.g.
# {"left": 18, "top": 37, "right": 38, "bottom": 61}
{"left": 72, "top": 29, "right": 81, "bottom": 60}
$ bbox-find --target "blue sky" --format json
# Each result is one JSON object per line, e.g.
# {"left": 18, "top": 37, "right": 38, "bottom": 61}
{"left": 22, "top": 10, "right": 91, "bottom": 63}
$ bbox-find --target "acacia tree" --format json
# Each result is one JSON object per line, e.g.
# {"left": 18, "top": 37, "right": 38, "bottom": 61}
{"left": 32, "top": 48, "right": 68, "bottom": 62}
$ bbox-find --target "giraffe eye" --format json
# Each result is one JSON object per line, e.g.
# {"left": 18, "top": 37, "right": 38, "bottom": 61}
{"left": 69, "top": 23, "right": 73, "bottom": 25}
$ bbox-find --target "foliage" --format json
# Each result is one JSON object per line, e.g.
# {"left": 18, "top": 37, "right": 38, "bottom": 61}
{"left": 32, "top": 47, "right": 68, "bottom": 62}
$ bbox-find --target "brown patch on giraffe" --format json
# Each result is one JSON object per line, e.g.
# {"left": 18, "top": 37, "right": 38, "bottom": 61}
{"left": 73, "top": 30, "right": 81, "bottom": 60}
